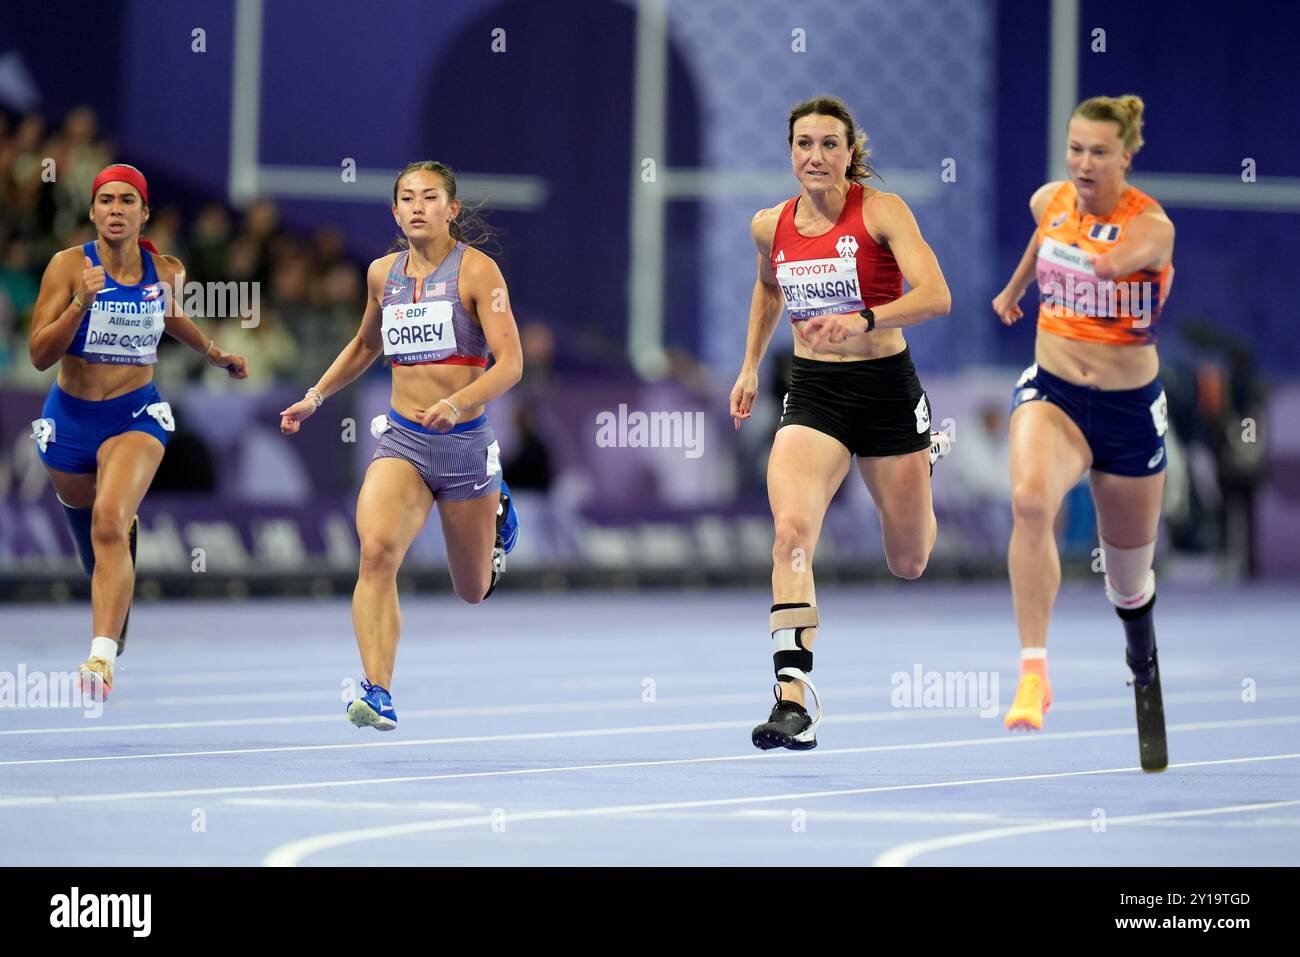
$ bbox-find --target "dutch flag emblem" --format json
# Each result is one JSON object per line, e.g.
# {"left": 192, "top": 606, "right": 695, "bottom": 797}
{"left": 1089, "top": 223, "right": 1121, "bottom": 242}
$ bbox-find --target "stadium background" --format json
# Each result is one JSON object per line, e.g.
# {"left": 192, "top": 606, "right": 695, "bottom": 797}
{"left": 1, "top": 0, "right": 1295, "bottom": 600}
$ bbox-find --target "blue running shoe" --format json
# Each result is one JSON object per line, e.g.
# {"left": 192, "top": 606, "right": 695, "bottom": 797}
{"left": 347, "top": 679, "right": 397, "bottom": 731}
{"left": 483, "top": 480, "right": 518, "bottom": 601}
{"left": 498, "top": 479, "right": 519, "bottom": 554}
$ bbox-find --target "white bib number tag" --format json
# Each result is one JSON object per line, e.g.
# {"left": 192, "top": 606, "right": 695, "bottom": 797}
{"left": 382, "top": 302, "right": 456, "bottom": 362}
{"left": 1149, "top": 391, "right": 1168, "bottom": 438}
{"left": 146, "top": 402, "right": 175, "bottom": 432}
{"left": 83, "top": 301, "right": 165, "bottom": 363}
{"left": 775, "top": 257, "right": 865, "bottom": 321}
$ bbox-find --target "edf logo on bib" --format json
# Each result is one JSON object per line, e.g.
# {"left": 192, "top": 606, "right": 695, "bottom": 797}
{"left": 836, "top": 235, "right": 859, "bottom": 259}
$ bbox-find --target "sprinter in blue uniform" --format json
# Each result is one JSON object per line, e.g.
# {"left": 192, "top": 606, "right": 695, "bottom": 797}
{"left": 29, "top": 164, "right": 249, "bottom": 698}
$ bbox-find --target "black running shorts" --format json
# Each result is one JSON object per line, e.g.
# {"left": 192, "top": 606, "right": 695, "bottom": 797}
{"left": 777, "top": 347, "right": 932, "bottom": 458}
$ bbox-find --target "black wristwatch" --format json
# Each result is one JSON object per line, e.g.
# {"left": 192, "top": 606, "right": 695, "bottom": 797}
{"left": 859, "top": 307, "right": 876, "bottom": 333}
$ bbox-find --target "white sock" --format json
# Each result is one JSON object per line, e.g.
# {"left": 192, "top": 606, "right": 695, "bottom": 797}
{"left": 90, "top": 636, "right": 118, "bottom": 663}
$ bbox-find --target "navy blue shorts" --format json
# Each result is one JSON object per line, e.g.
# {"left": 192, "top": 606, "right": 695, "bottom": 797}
{"left": 32, "top": 382, "right": 173, "bottom": 475}
{"left": 1010, "top": 363, "right": 1168, "bottom": 476}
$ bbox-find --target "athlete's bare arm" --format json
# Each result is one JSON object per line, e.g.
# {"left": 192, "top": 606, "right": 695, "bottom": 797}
{"left": 279, "top": 256, "right": 389, "bottom": 434}
{"left": 156, "top": 255, "right": 247, "bottom": 378}
{"left": 802, "top": 192, "right": 950, "bottom": 351}
{"left": 993, "top": 181, "right": 1065, "bottom": 324}
{"left": 730, "top": 204, "right": 788, "bottom": 427}
{"left": 437, "top": 246, "right": 523, "bottom": 412}
{"left": 1093, "top": 207, "right": 1174, "bottom": 279}
{"left": 29, "top": 248, "right": 93, "bottom": 371}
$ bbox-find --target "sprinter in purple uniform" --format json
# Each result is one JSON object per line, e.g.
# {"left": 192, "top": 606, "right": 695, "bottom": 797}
{"left": 281, "top": 161, "right": 522, "bottom": 732}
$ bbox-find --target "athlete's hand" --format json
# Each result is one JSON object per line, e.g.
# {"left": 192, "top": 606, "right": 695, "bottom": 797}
{"left": 730, "top": 367, "right": 759, "bottom": 429}
{"left": 279, "top": 396, "right": 317, "bottom": 435}
{"left": 992, "top": 287, "right": 1024, "bottom": 325}
{"left": 77, "top": 256, "right": 106, "bottom": 306}
{"left": 208, "top": 348, "right": 249, "bottom": 379}
{"left": 418, "top": 399, "right": 458, "bottom": 433}
{"left": 1090, "top": 253, "right": 1119, "bottom": 281}
{"left": 801, "top": 313, "right": 863, "bottom": 352}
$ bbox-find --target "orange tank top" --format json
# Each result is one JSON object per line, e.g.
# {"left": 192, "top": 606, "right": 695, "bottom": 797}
{"left": 1035, "top": 181, "right": 1173, "bottom": 346}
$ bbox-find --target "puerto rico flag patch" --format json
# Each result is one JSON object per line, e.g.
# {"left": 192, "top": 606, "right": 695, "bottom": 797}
{"left": 1088, "top": 223, "right": 1121, "bottom": 242}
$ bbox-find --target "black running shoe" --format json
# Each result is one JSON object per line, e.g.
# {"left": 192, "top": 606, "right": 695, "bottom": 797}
{"left": 116, "top": 514, "right": 139, "bottom": 657}
{"left": 752, "top": 695, "right": 818, "bottom": 751}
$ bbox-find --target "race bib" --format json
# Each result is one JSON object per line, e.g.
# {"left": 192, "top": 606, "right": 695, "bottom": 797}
{"left": 82, "top": 300, "right": 165, "bottom": 364}
{"left": 1036, "top": 237, "right": 1118, "bottom": 319}
{"left": 775, "top": 257, "right": 865, "bottom": 321}
{"left": 381, "top": 301, "right": 457, "bottom": 362}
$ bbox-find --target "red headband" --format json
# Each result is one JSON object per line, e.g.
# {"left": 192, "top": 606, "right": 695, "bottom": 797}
{"left": 91, "top": 164, "right": 149, "bottom": 206}
{"left": 90, "top": 165, "right": 159, "bottom": 254}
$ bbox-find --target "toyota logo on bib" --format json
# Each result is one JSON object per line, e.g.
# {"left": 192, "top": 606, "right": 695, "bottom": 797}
{"left": 836, "top": 235, "right": 859, "bottom": 259}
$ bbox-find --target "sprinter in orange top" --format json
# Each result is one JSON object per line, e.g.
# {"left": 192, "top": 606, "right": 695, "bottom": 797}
{"left": 991, "top": 94, "right": 1175, "bottom": 770}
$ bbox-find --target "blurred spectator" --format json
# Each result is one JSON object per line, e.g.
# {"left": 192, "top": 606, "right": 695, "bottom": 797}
{"left": 503, "top": 405, "right": 554, "bottom": 492}
{"left": 942, "top": 401, "right": 1011, "bottom": 505}
{"left": 518, "top": 319, "right": 556, "bottom": 386}
{"left": 188, "top": 203, "right": 232, "bottom": 284}
{"left": 1165, "top": 319, "right": 1270, "bottom": 577}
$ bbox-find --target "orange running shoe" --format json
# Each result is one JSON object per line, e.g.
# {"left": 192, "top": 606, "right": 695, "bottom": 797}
{"left": 1004, "top": 673, "right": 1052, "bottom": 731}
{"left": 77, "top": 656, "right": 113, "bottom": 701}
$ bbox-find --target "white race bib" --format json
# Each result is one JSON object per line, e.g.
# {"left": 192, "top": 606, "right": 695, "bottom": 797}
{"left": 1036, "top": 237, "right": 1117, "bottom": 318}
{"left": 775, "top": 257, "right": 865, "bottom": 321}
{"left": 381, "top": 301, "right": 456, "bottom": 362}
{"left": 83, "top": 300, "right": 165, "bottom": 363}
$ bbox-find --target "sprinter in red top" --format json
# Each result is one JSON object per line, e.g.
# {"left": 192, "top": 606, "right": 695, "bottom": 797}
{"left": 730, "top": 96, "right": 952, "bottom": 751}
{"left": 992, "top": 95, "right": 1176, "bottom": 769}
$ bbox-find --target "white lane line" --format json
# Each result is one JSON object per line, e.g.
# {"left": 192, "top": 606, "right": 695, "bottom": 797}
{"left": 0, "top": 687, "right": 881, "bottom": 733}
{"left": 261, "top": 753, "right": 1300, "bottom": 866}
{"left": 732, "top": 810, "right": 1037, "bottom": 824}
{"left": 60, "top": 663, "right": 759, "bottom": 690}
{"left": 224, "top": 798, "right": 483, "bottom": 812}
{"left": 872, "top": 798, "right": 1300, "bottom": 867}
{"left": 4, "top": 709, "right": 1298, "bottom": 769}
{"left": 1, "top": 718, "right": 1295, "bottom": 807}
{"left": 6, "top": 684, "right": 1295, "bottom": 737}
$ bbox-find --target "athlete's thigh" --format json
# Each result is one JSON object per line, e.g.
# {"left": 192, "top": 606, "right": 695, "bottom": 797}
{"left": 356, "top": 457, "right": 434, "bottom": 554}
{"left": 767, "top": 424, "right": 852, "bottom": 542}
{"left": 856, "top": 447, "right": 932, "bottom": 545}
{"left": 44, "top": 465, "right": 98, "bottom": 509}
{"left": 93, "top": 431, "right": 165, "bottom": 521}
{"left": 1009, "top": 400, "right": 1092, "bottom": 512}
{"left": 1090, "top": 469, "right": 1164, "bottom": 548}
{"left": 435, "top": 494, "right": 499, "bottom": 581}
